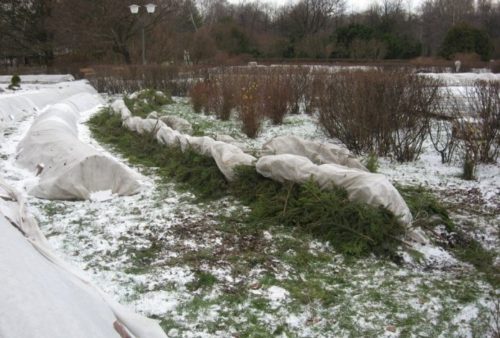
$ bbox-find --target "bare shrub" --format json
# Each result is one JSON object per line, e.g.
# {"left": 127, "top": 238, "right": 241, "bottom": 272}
{"left": 467, "top": 80, "right": 500, "bottom": 163}
{"left": 428, "top": 118, "right": 457, "bottom": 164}
{"left": 205, "top": 73, "right": 237, "bottom": 121}
{"left": 262, "top": 70, "right": 292, "bottom": 125}
{"left": 451, "top": 80, "right": 500, "bottom": 165}
{"left": 189, "top": 81, "right": 209, "bottom": 114}
{"left": 317, "top": 71, "right": 379, "bottom": 154}
{"left": 317, "top": 70, "right": 441, "bottom": 162}
{"left": 287, "top": 67, "right": 311, "bottom": 115}
{"left": 492, "top": 61, "right": 500, "bottom": 74}
{"left": 217, "top": 77, "right": 237, "bottom": 120}
{"left": 304, "top": 73, "right": 325, "bottom": 115}
{"left": 237, "top": 77, "right": 262, "bottom": 138}
{"left": 389, "top": 74, "right": 440, "bottom": 162}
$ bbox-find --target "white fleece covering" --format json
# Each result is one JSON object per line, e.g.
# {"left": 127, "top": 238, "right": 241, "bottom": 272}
{"left": 16, "top": 94, "right": 141, "bottom": 200}
{"left": 0, "top": 177, "right": 167, "bottom": 338}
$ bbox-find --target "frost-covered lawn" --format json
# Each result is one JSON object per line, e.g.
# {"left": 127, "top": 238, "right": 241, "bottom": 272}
{"left": 0, "top": 79, "right": 498, "bottom": 337}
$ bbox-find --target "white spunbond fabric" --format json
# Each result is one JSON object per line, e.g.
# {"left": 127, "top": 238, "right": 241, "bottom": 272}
{"left": 262, "top": 136, "right": 368, "bottom": 171}
{"left": 256, "top": 154, "right": 413, "bottom": 226}
{"left": 315, "top": 163, "right": 412, "bottom": 225}
{"left": 156, "top": 125, "right": 184, "bottom": 147}
{"left": 210, "top": 141, "right": 257, "bottom": 181}
{"left": 0, "top": 219, "right": 121, "bottom": 338}
{"left": 0, "top": 94, "right": 38, "bottom": 131}
{"left": 112, "top": 99, "right": 133, "bottom": 120}
{"left": 0, "top": 177, "right": 167, "bottom": 338}
{"left": 0, "top": 80, "right": 98, "bottom": 131}
{"left": 214, "top": 134, "right": 248, "bottom": 152}
{"left": 159, "top": 115, "right": 193, "bottom": 135}
{"left": 17, "top": 95, "right": 141, "bottom": 200}
{"left": 187, "top": 136, "right": 217, "bottom": 157}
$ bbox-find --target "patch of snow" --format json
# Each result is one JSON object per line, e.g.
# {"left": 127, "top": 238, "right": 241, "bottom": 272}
{"left": 267, "top": 285, "right": 290, "bottom": 309}
{"left": 413, "top": 243, "right": 459, "bottom": 268}
{"left": 90, "top": 190, "right": 114, "bottom": 202}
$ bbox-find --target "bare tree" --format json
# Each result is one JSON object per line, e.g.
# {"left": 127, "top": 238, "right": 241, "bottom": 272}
{"left": 0, "top": 0, "right": 54, "bottom": 65}
{"left": 284, "top": 0, "right": 345, "bottom": 38}
{"left": 50, "top": 0, "right": 176, "bottom": 64}
{"left": 420, "top": 0, "right": 474, "bottom": 56}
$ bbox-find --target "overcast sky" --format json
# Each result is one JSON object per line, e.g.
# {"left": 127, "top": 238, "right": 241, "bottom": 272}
{"left": 226, "top": 0, "right": 425, "bottom": 12}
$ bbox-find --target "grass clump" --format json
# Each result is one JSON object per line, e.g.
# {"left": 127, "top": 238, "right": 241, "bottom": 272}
{"left": 462, "top": 152, "right": 476, "bottom": 180}
{"left": 398, "top": 185, "right": 454, "bottom": 231}
{"left": 124, "top": 89, "right": 173, "bottom": 118}
{"left": 364, "top": 152, "right": 379, "bottom": 173}
{"left": 188, "top": 271, "right": 218, "bottom": 291}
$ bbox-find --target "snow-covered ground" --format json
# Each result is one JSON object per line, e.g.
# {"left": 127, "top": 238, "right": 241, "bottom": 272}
{"left": 0, "top": 76, "right": 498, "bottom": 337}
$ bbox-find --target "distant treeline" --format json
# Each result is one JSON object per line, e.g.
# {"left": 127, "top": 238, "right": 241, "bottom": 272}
{"left": 1, "top": 0, "right": 499, "bottom": 66}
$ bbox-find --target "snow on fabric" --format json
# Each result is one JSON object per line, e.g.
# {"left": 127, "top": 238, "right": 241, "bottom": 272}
{"left": 17, "top": 94, "right": 141, "bottom": 200}
{"left": 262, "top": 135, "right": 367, "bottom": 171}
{"left": 0, "top": 80, "right": 96, "bottom": 131}
{"left": 256, "top": 154, "right": 413, "bottom": 226}
{"left": 0, "top": 177, "right": 167, "bottom": 338}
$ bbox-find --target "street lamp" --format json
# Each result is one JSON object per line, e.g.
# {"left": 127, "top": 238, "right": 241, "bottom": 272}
{"left": 129, "top": 4, "right": 157, "bottom": 65}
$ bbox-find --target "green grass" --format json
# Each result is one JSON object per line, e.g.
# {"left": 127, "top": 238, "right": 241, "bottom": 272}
{"left": 188, "top": 271, "right": 218, "bottom": 291}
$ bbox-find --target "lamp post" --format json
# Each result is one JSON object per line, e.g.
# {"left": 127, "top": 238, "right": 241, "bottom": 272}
{"left": 129, "top": 3, "right": 157, "bottom": 65}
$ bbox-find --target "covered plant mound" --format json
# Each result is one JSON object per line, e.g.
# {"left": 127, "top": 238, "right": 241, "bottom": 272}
{"left": 17, "top": 94, "right": 140, "bottom": 200}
